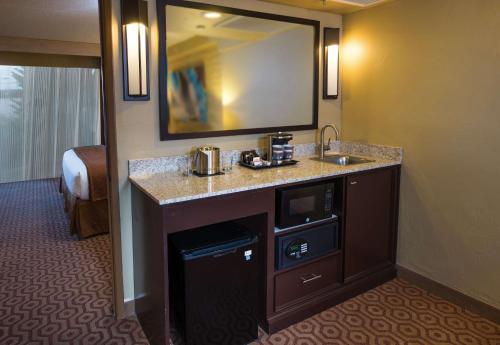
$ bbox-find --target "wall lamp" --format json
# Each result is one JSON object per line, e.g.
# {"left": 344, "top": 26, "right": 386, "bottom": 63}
{"left": 323, "top": 27, "right": 339, "bottom": 99}
{"left": 121, "top": 0, "right": 150, "bottom": 101}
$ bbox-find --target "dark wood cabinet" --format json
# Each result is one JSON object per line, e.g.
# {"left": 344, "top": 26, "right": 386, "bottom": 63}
{"left": 274, "top": 253, "right": 341, "bottom": 310}
{"left": 131, "top": 165, "right": 400, "bottom": 344}
{"left": 344, "top": 168, "right": 399, "bottom": 282}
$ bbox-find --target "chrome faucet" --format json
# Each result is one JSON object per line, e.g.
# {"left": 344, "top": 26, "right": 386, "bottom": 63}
{"left": 319, "top": 124, "right": 340, "bottom": 159}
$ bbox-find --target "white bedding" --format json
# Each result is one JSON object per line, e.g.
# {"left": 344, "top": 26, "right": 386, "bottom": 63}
{"left": 62, "top": 149, "right": 90, "bottom": 200}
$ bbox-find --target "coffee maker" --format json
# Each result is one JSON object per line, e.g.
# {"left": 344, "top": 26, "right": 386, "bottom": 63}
{"left": 267, "top": 132, "right": 294, "bottom": 163}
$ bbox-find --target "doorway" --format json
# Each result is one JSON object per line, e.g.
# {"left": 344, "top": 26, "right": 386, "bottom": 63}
{"left": 0, "top": 0, "right": 146, "bottom": 343}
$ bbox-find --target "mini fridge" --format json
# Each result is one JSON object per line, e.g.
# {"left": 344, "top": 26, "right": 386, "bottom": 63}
{"left": 169, "top": 222, "right": 260, "bottom": 345}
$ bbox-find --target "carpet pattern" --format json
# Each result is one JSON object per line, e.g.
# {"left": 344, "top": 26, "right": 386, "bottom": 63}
{"left": 3, "top": 180, "right": 498, "bottom": 345}
{"left": 0, "top": 179, "right": 149, "bottom": 345}
{"left": 254, "top": 278, "right": 500, "bottom": 345}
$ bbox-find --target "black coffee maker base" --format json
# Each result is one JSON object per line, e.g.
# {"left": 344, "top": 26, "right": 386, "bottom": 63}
{"left": 239, "top": 160, "right": 298, "bottom": 170}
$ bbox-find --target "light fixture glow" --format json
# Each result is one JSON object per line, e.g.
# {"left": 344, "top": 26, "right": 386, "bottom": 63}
{"left": 343, "top": 41, "right": 364, "bottom": 65}
{"left": 124, "top": 23, "right": 148, "bottom": 97}
{"left": 323, "top": 27, "right": 340, "bottom": 99}
{"left": 222, "top": 90, "right": 234, "bottom": 106}
{"left": 122, "top": 0, "right": 149, "bottom": 101}
{"left": 203, "top": 11, "right": 221, "bottom": 19}
{"left": 326, "top": 44, "right": 339, "bottom": 96}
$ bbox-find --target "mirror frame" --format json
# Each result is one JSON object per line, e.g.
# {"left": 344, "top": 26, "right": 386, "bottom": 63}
{"left": 158, "top": 0, "right": 320, "bottom": 141}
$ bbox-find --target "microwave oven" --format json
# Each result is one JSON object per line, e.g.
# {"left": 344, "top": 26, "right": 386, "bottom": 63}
{"left": 276, "top": 181, "right": 334, "bottom": 229}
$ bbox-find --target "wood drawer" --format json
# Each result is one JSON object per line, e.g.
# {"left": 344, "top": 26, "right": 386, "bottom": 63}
{"left": 274, "top": 254, "right": 341, "bottom": 309}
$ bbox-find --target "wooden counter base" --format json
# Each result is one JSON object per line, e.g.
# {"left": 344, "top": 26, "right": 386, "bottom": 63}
{"left": 131, "top": 165, "right": 401, "bottom": 345}
{"left": 267, "top": 266, "right": 396, "bottom": 333}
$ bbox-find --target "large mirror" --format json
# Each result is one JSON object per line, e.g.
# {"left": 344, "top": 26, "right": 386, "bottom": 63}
{"left": 158, "top": 0, "right": 319, "bottom": 140}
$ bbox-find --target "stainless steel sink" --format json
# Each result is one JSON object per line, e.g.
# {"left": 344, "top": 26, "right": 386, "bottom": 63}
{"left": 311, "top": 154, "right": 375, "bottom": 166}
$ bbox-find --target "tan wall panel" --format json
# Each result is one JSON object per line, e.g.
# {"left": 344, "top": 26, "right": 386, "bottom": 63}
{"left": 342, "top": 0, "right": 500, "bottom": 309}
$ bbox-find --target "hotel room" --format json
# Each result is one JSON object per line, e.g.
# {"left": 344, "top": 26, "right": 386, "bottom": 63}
{"left": 0, "top": 0, "right": 499, "bottom": 344}
{"left": 0, "top": 0, "right": 145, "bottom": 343}
{"left": 0, "top": 1, "right": 108, "bottom": 238}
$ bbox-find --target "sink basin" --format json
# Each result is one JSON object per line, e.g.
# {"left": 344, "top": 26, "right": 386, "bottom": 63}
{"left": 311, "top": 154, "right": 375, "bottom": 166}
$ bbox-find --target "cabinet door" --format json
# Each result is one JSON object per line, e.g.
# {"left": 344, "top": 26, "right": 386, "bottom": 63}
{"left": 344, "top": 168, "right": 397, "bottom": 282}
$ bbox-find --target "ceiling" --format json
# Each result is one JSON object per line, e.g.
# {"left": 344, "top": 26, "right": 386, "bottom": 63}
{"left": 0, "top": 0, "right": 389, "bottom": 46}
{"left": 0, "top": 0, "right": 100, "bottom": 43}
{"left": 259, "top": 0, "right": 392, "bottom": 14}
{"left": 166, "top": 5, "right": 296, "bottom": 48}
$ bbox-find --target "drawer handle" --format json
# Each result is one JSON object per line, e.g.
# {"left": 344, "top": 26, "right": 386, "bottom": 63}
{"left": 350, "top": 181, "right": 358, "bottom": 185}
{"left": 212, "top": 248, "right": 237, "bottom": 258}
{"left": 300, "top": 273, "right": 323, "bottom": 284}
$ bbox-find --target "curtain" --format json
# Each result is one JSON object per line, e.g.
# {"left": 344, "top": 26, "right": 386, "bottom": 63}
{"left": 0, "top": 65, "right": 100, "bottom": 183}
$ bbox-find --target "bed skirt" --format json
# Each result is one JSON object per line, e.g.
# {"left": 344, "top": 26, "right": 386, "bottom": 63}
{"left": 60, "top": 176, "right": 109, "bottom": 239}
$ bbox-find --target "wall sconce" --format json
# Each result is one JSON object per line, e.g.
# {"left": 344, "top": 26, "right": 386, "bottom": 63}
{"left": 121, "top": 0, "right": 150, "bottom": 101}
{"left": 323, "top": 27, "right": 339, "bottom": 99}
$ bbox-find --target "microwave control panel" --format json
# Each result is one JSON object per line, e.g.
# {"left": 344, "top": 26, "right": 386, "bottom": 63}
{"left": 285, "top": 239, "right": 309, "bottom": 259}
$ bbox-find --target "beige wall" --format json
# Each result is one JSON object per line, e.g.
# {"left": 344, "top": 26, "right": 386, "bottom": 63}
{"left": 0, "top": 36, "right": 100, "bottom": 57}
{"left": 111, "top": 0, "right": 342, "bottom": 301}
{"left": 342, "top": 0, "right": 500, "bottom": 308}
{"left": 220, "top": 25, "right": 314, "bottom": 129}
{"left": 0, "top": 1, "right": 100, "bottom": 44}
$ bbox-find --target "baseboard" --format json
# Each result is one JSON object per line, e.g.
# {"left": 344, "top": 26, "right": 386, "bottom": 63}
{"left": 396, "top": 265, "right": 500, "bottom": 324}
{"left": 123, "top": 299, "right": 136, "bottom": 318}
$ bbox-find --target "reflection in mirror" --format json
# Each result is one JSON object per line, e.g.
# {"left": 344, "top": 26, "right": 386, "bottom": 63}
{"left": 164, "top": 4, "right": 318, "bottom": 135}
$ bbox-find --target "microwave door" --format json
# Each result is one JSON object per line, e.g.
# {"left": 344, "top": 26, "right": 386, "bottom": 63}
{"left": 280, "top": 185, "right": 325, "bottom": 228}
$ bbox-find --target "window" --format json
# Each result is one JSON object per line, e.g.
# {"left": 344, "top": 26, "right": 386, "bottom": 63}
{"left": 0, "top": 65, "right": 101, "bottom": 183}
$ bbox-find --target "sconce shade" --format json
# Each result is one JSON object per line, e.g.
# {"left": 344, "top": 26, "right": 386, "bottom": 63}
{"left": 323, "top": 27, "right": 339, "bottom": 99}
{"left": 122, "top": 0, "right": 150, "bottom": 100}
{"left": 122, "top": 0, "right": 148, "bottom": 26}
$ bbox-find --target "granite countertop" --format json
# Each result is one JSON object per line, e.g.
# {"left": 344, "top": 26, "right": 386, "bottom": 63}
{"left": 129, "top": 142, "right": 402, "bottom": 205}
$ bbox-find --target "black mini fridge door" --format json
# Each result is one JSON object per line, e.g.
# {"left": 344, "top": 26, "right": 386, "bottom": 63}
{"left": 170, "top": 226, "right": 259, "bottom": 345}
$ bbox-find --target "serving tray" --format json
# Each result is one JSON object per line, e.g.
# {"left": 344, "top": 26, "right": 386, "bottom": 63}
{"left": 239, "top": 160, "right": 298, "bottom": 170}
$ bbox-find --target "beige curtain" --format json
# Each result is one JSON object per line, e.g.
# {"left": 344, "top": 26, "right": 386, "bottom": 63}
{"left": 0, "top": 65, "right": 100, "bottom": 183}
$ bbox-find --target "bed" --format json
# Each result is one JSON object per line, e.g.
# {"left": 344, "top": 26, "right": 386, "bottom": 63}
{"left": 60, "top": 145, "right": 109, "bottom": 239}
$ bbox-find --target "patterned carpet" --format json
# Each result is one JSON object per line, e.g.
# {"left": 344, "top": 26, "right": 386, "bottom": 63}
{"left": 0, "top": 179, "right": 148, "bottom": 345}
{"left": 2, "top": 180, "right": 498, "bottom": 345}
{"left": 253, "top": 279, "right": 500, "bottom": 345}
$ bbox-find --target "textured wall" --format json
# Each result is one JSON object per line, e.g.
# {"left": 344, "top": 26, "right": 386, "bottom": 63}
{"left": 111, "top": 0, "right": 342, "bottom": 301}
{"left": 342, "top": 0, "right": 500, "bottom": 308}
